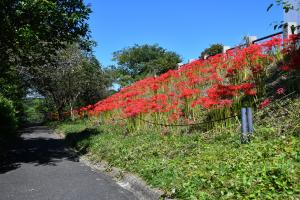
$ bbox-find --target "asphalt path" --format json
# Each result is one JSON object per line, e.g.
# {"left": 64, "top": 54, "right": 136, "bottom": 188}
{"left": 0, "top": 126, "right": 137, "bottom": 200}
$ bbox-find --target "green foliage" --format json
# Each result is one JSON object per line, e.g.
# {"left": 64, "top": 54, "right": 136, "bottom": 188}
{"left": 200, "top": 44, "right": 223, "bottom": 59}
{"left": 0, "top": 94, "right": 18, "bottom": 161}
{"left": 23, "top": 98, "right": 48, "bottom": 124}
{"left": 0, "top": 67, "right": 26, "bottom": 120}
{"left": 267, "top": 0, "right": 298, "bottom": 13}
{"left": 78, "top": 57, "right": 112, "bottom": 106}
{"left": 0, "top": 0, "right": 91, "bottom": 50}
{"left": 112, "top": 44, "right": 182, "bottom": 87}
{"left": 0, "top": 0, "right": 92, "bottom": 80}
{"left": 30, "top": 44, "right": 111, "bottom": 120}
{"left": 55, "top": 97, "right": 300, "bottom": 200}
{"left": 0, "top": 0, "right": 92, "bottom": 123}
{"left": 0, "top": 95, "right": 18, "bottom": 137}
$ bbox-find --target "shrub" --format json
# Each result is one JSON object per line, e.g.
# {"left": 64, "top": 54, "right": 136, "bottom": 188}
{"left": 0, "top": 94, "right": 18, "bottom": 138}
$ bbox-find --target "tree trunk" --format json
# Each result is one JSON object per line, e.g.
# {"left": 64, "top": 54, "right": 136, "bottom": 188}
{"left": 58, "top": 107, "right": 64, "bottom": 121}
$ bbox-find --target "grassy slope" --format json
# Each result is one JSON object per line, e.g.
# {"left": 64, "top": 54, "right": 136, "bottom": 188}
{"left": 53, "top": 97, "right": 300, "bottom": 200}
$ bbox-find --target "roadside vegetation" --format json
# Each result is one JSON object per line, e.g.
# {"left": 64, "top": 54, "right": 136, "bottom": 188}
{"left": 0, "top": 1, "right": 111, "bottom": 151}
{"left": 22, "top": 98, "right": 47, "bottom": 124}
{"left": 53, "top": 93, "right": 300, "bottom": 199}
{"left": 0, "top": 95, "right": 19, "bottom": 159}
{"left": 52, "top": 31, "right": 300, "bottom": 200}
{"left": 0, "top": 0, "right": 92, "bottom": 139}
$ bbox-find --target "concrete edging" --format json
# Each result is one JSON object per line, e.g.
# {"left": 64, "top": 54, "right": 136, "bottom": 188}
{"left": 79, "top": 156, "right": 165, "bottom": 200}
{"left": 55, "top": 129, "right": 172, "bottom": 200}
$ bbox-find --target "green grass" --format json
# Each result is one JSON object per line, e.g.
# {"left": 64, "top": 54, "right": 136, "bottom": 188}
{"left": 53, "top": 98, "right": 300, "bottom": 200}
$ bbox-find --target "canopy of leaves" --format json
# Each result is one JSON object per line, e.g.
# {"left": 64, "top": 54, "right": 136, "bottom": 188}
{"left": 0, "top": 0, "right": 92, "bottom": 91}
{"left": 29, "top": 44, "right": 111, "bottom": 119}
{"left": 0, "top": 0, "right": 91, "bottom": 50}
{"left": 0, "top": 0, "right": 93, "bottom": 123}
{"left": 200, "top": 43, "right": 223, "bottom": 59}
{"left": 112, "top": 44, "right": 182, "bottom": 87}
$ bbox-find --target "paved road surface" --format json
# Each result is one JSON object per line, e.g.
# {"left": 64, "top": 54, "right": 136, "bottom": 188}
{"left": 0, "top": 126, "right": 137, "bottom": 200}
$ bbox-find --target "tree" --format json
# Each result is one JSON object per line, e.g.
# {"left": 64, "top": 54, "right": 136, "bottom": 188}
{"left": 0, "top": 0, "right": 91, "bottom": 93}
{"left": 29, "top": 44, "right": 110, "bottom": 120}
{"left": 0, "top": 0, "right": 92, "bottom": 123}
{"left": 0, "top": 0, "right": 91, "bottom": 51}
{"left": 200, "top": 44, "right": 223, "bottom": 59}
{"left": 105, "top": 65, "right": 134, "bottom": 89}
{"left": 77, "top": 57, "right": 112, "bottom": 106}
{"left": 0, "top": 0, "right": 92, "bottom": 78}
{"left": 112, "top": 44, "right": 182, "bottom": 87}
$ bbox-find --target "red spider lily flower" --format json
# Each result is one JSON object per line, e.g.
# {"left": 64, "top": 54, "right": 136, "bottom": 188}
{"left": 168, "top": 111, "right": 182, "bottom": 123}
{"left": 281, "top": 46, "right": 293, "bottom": 55}
{"left": 258, "top": 98, "right": 271, "bottom": 109}
{"left": 210, "top": 73, "right": 223, "bottom": 82}
{"left": 226, "top": 67, "right": 237, "bottom": 76}
{"left": 280, "top": 65, "right": 290, "bottom": 71}
{"left": 245, "top": 89, "right": 257, "bottom": 96}
{"left": 251, "top": 64, "right": 262, "bottom": 74}
{"left": 150, "top": 84, "right": 159, "bottom": 91}
{"left": 184, "top": 118, "right": 194, "bottom": 125}
{"left": 218, "top": 99, "right": 233, "bottom": 107}
{"left": 191, "top": 97, "right": 219, "bottom": 109}
{"left": 191, "top": 99, "right": 201, "bottom": 108}
{"left": 261, "top": 36, "right": 282, "bottom": 50}
{"left": 239, "top": 83, "right": 255, "bottom": 90}
{"left": 73, "top": 35, "right": 299, "bottom": 124}
{"left": 206, "top": 87, "right": 219, "bottom": 99}
{"left": 179, "top": 88, "right": 200, "bottom": 98}
{"left": 288, "top": 34, "right": 300, "bottom": 42}
{"left": 276, "top": 87, "right": 285, "bottom": 95}
{"left": 168, "top": 92, "right": 176, "bottom": 97}
{"left": 229, "top": 83, "right": 255, "bottom": 91}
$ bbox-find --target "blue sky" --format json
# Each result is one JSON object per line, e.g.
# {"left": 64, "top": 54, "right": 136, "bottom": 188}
{"left": 85, "top": 0, "right": 283, "bottom": 67}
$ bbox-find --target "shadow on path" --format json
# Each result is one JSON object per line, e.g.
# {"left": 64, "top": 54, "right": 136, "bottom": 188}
{"left": 0, "top": 125, "right": 78, "bottom": 174}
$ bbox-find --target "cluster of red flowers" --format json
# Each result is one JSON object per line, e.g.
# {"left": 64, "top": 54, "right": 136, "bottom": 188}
{"left": 75, "top": 34, "right": 299, "bottom": 123}
{"left": 259, "top": 98, "right": 271, "bottom": 109}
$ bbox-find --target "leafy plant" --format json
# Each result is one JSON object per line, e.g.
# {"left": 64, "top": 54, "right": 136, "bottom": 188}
{"left": 0, "top": 94, "right": 18, "bottom": 138}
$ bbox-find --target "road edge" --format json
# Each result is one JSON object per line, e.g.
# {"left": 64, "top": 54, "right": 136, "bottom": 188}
{"left": 79, "top": 156, "right": 166, "bottom": 200}
{"left": 55, "top": 130, "right": 170, "bottom": 200}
